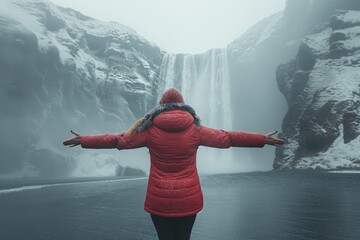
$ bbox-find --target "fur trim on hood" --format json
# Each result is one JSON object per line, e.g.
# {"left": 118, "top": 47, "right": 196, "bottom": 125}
{"left": 137, "top": 103, "right": 201, "bottom": 132}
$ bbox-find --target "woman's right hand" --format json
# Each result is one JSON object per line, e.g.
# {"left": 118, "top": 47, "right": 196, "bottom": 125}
{"left": 63, "top": 130, "right": 82, "bottom": 147}
{"left": 265, "top": 131, "right": 284, "bottom": 147}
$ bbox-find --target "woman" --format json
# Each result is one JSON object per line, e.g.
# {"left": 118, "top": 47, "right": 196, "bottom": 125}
{"left": 63, "top": 88, "right": 284, "bottom": 240}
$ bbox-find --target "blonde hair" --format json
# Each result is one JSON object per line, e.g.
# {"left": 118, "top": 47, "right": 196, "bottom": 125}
{"left": 127, "top": 118, "right": 145, "bottom": 135}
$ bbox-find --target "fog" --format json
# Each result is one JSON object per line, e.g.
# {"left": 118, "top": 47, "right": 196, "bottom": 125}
{"left": 49, "top": 0, "right": 286, "bottom": 54}
{"left": 6, "top": 0, "right": 352, "bottom": 178}
{"left": 0, "top": 0, "right": 291, "bottom": 179}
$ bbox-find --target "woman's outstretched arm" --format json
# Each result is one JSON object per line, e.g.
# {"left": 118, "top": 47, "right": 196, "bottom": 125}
{"left": 198, "top": 126, "right": 284, "bottom": 148}
{"left": 63, "top": 130, "right": 148, "bottom": 149}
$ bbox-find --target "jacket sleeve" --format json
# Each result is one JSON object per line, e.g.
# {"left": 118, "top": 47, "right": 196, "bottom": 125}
{"left": 80, "top": 131, "right": 148, "bottom": 150}
{"left": 198, "top": 126, "right": 266, "bottom": 148}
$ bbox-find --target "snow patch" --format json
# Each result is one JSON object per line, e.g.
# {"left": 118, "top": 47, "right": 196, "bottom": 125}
{"left": 306, "top": 59, "right": 360, "bottom": 110}
{"left": 0, "top": 177, "right": 147, "bottom": 195}
{"left": 228, "top": 12, "right": 282, "bottom": 60}
{"left": 337, "top": 10, "right": 360, "bottom": 24}
{"left": 299, "top": 125, "right": 360, "bottom": 169}
{"left": 255, "top": 12, "right": 282, "bottom": 45}
{"left": 329, "top": 170, "right": 360, "bottom": 173}
{"left": 304, "top": 28, "right": 332, "bottom": 55}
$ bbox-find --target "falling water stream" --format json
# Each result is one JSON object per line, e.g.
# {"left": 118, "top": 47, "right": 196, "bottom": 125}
{"left": 158, "top": 49, "right": 238, "bottom": 173}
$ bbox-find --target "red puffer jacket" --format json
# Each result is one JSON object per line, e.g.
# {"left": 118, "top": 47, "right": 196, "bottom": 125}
{"left": 80, "top": 110, "right": 266, "bottom": 217}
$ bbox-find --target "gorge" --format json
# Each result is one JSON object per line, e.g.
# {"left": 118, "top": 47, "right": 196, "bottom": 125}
{"left": 1, "top": 0, "right": 360, "bottom": 178}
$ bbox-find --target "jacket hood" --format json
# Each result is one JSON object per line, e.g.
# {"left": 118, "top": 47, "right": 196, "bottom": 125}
{"left": 153, "top": 110, "right": 194, "bottom": 132}
{"left": 137, "top": 103, "right": 201, "bottom": 133}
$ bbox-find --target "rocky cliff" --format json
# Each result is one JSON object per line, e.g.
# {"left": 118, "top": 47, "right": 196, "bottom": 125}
{"left": 275, "top": 9, "right": 360, "bottom": 170}
{"left": 226, "top": 0, "right": 358, "bottom": 170}
{"left": 0, "top": 0, "right": 162, "bottom": 177}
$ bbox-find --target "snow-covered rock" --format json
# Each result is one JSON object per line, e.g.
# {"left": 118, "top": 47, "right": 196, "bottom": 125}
{"left": 225, "top": 0, "right": 343, "bottom": 170}
{"left": 0, "top": 0, "right": 162, "bottom": 178}
{"left": 275, "top": 9, "right": 360, "bottom": 170}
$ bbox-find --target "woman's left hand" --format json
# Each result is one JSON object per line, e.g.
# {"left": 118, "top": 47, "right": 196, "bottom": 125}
{"left": 63, "top": 130, "right": 82, "bottom": 147}
{"left": 265, "top": 131, "right": 284, "bottom": 147}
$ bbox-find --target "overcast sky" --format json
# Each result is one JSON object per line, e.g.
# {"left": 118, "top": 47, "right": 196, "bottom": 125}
{"left": 50, "top": 0, "right": 286, "bottom": 54}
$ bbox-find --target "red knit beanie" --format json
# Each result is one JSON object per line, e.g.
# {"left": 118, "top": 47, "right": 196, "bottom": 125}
{"left": 159, "top": 88, "right": 184, "bottom": 105}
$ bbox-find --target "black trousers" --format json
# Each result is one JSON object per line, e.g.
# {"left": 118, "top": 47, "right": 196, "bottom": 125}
{"left": 150, "top": 214, "right": 197, "bottom": 240}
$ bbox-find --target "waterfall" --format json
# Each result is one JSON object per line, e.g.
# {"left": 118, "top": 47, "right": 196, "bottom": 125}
{"left": 158, "top": 49, "right": 239, "bottom": 173}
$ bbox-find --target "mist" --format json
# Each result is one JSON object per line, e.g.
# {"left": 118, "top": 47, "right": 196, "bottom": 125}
{"left": 49, "top": 0, "right": 286, "bottom": 54}
{"left": 0, "top": 0, "right": 286, "bottom": 178}
{"left": 2, "top": 1, "right": 360, "bottom": 240}
{"left": 2, "top": 0, "right": 360, "bottom": 178}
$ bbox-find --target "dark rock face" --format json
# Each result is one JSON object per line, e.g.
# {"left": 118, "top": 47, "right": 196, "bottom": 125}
{"left": 277, "top": 44, "right": 315, "bottom": 106}
{"left": 275, "top": 9, "right": 360, "bottom": 170}
{"left": 298, "top": 101, "right": 349, "bottom": 152}
{"left": 297, "top": 44, "right": 317, "bottom": 71}
{"left": 343, "top": 105, "right": 360, "bottom": 143}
